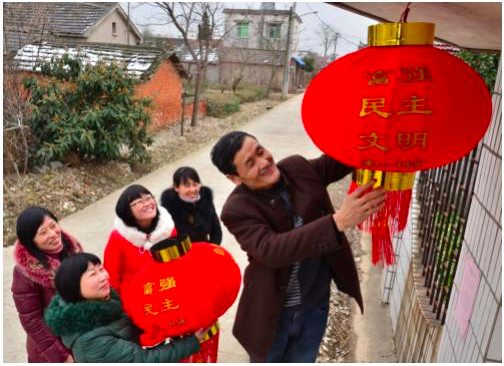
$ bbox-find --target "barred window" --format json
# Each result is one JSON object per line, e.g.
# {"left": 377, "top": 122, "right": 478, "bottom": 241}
{"left": 417, "top": 144, "right": 481, "bottom": 324}
{"left": 268, "top": 23, "right": 281, "bottom": 39}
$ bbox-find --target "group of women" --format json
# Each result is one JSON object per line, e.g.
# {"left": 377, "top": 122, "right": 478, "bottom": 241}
{"left": 11, "top": 167, "right": 223, "bottom": 363}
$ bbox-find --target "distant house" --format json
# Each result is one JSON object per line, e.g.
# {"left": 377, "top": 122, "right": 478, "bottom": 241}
{"left": 221, "top": 4, "right": 302, "bottom": 90}
{"left": 13, "top": 42, "right": 206, "bottom": 131}
{"left": 143, "top": 36, "right": 221, "bottom": 85}
{"left": 3, "top": 2, "right": 143, "bottom": 57}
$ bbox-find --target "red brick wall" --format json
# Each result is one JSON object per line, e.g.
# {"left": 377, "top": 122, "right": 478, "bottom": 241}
{"left": 135, "top": 61, "right": 207, "bottom": 132}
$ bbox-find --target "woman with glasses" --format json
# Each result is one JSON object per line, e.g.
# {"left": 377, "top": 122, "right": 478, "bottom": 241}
{"left": 160, "top": 167, "right": 222, "bottom": 245}
{"left": 103, "top": 184, "right": 176, "bottom": 301}
{"left": 12, "top": 206, "right": 83, "bottom": 362}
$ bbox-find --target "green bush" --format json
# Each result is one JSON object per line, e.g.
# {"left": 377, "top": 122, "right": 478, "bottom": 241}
{"left": 206, "top": 93, "right": 240, "bottom": 118}
{"left": 23, "top": 54, "right": 153, "bottom": 165}
{"left": 234, "top": 85, "right": 267, "bottom": 103}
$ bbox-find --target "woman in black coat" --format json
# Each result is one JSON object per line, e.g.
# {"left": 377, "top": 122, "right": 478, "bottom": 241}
{"left": 160, "top": 167, "right": 222, "bottom": 245}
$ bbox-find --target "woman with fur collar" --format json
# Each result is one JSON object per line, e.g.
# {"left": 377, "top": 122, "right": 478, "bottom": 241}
{"left": 160, "top": 166, "right": 222, "bottom": 245}
{"left": 12, "top": 206, "right": 83, "bottom": 362}
{"left": 45, "top": 253, "right": 206, "bottom": 363}
{"left": 104, "top": 184, "right": 176, "bottom": 302}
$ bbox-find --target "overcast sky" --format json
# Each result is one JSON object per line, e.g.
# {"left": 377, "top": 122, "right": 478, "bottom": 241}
{"left": 120, "top": 2, "right": 377, "bottom": 57}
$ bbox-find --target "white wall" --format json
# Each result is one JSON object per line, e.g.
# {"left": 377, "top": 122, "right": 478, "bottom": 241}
{"left": 437, "top": 59, "right": 502, "bottom": 363}
{"left": 87, "top": 9, "right": 140, "bottom": 45}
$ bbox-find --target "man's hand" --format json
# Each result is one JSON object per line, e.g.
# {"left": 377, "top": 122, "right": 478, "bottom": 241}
{"left": 333, "top": 181, "right": 386, "bottom": 231}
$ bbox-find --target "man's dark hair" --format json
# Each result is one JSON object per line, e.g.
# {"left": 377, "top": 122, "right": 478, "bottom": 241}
{"left": 16, "top": 206, "right": 72, "bottom": 269}
{"left": 55, "top": 253, "right": 102, "bottom": 303}
{"left": 115, "top": 184, "right": 159, "bottom": 234}
{"left": 173, "top": 166, "right": 201, "bottom": 187}
{"left": 210, "top": 131, "right": 256, "bottom": 175}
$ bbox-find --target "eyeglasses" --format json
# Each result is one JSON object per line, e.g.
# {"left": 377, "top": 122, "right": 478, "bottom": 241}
{"left": 130, "top": 195, "right": 154, "bottom": 208}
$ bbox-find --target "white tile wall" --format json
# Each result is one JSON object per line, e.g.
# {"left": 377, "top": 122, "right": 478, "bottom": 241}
{"left": 435, "top": 59, "right": 502, "bottom": 362}
{"left": 486, "top": 308, "right": 502, "bottom": 361}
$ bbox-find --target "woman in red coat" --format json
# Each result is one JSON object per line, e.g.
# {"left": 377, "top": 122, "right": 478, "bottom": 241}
{"left": 104, "top": 184, "right": 176, "bottom": 302}
{"left": 11, "top": 206, "right": 83, "bottom": 362}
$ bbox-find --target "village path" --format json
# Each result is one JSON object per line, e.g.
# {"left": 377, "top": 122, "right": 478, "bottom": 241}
{"left": 3, "top": 93, "right": 396, "bottom": 363}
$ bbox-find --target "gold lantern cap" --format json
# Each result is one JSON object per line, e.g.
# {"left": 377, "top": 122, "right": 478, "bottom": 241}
{"left": 368, "top": 22, "right": 435, "bottom": 46}
{"left": 151, "top": 234, "right": 192, "bottom": 263}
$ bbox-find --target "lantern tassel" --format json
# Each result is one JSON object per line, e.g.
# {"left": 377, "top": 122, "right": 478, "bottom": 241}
{"left": 347, "top": 170, "right": 414, "bottom": 266}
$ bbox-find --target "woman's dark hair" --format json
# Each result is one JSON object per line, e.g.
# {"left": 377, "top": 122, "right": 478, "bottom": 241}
{"left": 115, "top": 184, "right": 159, "bottom": 234}
{"left": 211, "top": 131, "right": 255, "bottom": 175}
{"left": 173, "top": 166, "right": 201, "bottom": 187}
{"left": 55, "top": 253, "right": 102, "bottom": 303}
{"left": 16, "top": 206, "right": 72, "bottom": 269}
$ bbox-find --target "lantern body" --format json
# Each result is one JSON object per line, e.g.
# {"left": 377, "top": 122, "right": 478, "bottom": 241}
{"left": 302, "top": 45, "right": 492, "bottom": 172}
{"left": 122, "top": 242, "right": 241, "bottom": 345}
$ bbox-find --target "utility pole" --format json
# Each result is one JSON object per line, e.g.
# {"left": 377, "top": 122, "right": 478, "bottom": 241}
{"left": 281, "top": 2, "right": 296, "bottom": 99}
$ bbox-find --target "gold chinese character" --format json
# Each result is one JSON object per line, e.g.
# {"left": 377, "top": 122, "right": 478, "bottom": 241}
{"left": 364, "top": 70, "right": 393, "bottom": 85}
{"left": 159, "top": 277, "right": 177, "bottom": 291}
{"left": 161, "top": 299, "right": 180, "bottom": 311}
{"left": 143, "top": 282, "right": 155, "bottom": 295}
{"left": 397, "top": 132, "right": 428, "bottom": 150}
{"left": 360, "top": 98, "right": 392, "bottom": 118}
{"left": 399, "top": 67, "right": 432, "bottom": 83}
{"left": 397, "top": 95, "right": 432, "bottom": 115}
{"left": 143, "top": 304, "right": 159, "bottom": 316}
{"left": 358, "top": 133, "right": 389, "bottom": 151}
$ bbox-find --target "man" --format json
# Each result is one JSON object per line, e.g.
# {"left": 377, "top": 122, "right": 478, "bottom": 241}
{"left": 210, "top": 131, "right": 385, "bottom": 362}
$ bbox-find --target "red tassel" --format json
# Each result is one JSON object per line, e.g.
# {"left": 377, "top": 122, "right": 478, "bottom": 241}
{"left": 182, "top": 332, "right": 220, "bottom": 363}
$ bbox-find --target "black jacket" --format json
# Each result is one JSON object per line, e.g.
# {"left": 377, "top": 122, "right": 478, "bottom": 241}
{"left": 160, "top": 186, "right": 222, "bottom": 245}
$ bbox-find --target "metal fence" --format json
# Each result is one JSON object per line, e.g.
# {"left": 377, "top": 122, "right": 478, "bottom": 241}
{"left": 416, "top": 144, "right": 481, "bottom": 324}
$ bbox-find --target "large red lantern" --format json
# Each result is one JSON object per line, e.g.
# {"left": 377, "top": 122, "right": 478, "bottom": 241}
{"left": 122, "top": 235, "right": 241, "bottom": 361}
{"left": 302, "top": 22, "right": 492, "bottom": 265}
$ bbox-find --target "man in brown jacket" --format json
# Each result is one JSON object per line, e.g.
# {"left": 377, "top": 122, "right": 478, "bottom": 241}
{"left": 211, "top": 131, "right": 385, "bottom": 362}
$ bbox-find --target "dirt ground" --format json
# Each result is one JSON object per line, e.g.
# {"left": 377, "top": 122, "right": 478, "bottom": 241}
{"left": 3, "top": 95, "right": 282, "bottom": 247}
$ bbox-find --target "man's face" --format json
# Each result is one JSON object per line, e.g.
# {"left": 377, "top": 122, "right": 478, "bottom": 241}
{"left": 228, "top": 136, "right": 281, "bottom": 190}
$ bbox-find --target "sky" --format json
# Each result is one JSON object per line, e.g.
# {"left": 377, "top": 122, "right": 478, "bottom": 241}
{"left": 120, "top": 2, "right": 378, "bottom": 57}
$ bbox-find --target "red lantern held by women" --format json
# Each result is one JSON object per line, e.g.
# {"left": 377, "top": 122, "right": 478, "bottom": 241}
{"left": 122, "top": 235, "right": 241, "bottom": 361}
{"left": 302, "top": 22, "right": 492, "bottom": 265}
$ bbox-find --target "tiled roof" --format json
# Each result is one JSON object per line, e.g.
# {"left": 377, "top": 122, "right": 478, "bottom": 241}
{"left": 13, "top": 42, "right": 166, "bottom": 79}
{"left": 143, "top": 36, "right": 220, "bottom": 64}
{"left": 3, "top": 3, "right": 135, "bottom": 54}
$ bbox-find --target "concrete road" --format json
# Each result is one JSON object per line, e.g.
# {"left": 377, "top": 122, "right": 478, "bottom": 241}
{"left": 3, "top": 93, "right": 323, "bottom": 362}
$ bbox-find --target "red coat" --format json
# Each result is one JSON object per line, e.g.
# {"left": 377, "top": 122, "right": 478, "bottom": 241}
{"left": 11, "top": 232, "right": 82, "bottom": 362}
{"left": 104, "top": 206, "right": 176, "bottom": 303}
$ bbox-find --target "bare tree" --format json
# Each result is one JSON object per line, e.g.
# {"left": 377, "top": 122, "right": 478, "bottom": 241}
{"left": 3, "top": 3, "right": 53, "bottom": 176}
{"left": 317, "top": 23, "right": 337, "bottom": 58}
{"left": 154, "top": 2, "right": 223, "bottom": 127}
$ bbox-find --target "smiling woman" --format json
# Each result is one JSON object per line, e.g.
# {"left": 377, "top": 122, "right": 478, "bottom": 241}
{"left": 43, "top": 253, "right": 204, "bottom": 363}
{"left": 11, "top": 206, "right": 83, "bottom": 362}
{"left": 103, "top": 184, "right": 177, "bottom": 300}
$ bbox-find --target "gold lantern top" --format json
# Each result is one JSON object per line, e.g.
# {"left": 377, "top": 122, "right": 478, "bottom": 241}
{"left": 368, "top": 22, "right": 435, "bottom": 46}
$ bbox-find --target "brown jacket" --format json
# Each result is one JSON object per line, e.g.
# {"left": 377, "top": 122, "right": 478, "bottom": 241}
{"left": 221, "top": 154, "right": 363, "bottom": 361}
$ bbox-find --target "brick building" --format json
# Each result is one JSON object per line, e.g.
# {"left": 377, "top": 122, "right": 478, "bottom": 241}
{"left": 13, "top": 42, "right": 206, "bottom": 131}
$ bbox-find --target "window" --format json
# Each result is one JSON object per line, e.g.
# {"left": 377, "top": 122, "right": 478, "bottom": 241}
{"left": 267, "top": 23, "right": 281, "bottom": 39}
{"left": 236, "top": 21, "right": 249, "bottom": 39}
{"left": 112, "top": 22, "right": 117, "bottom": 36}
